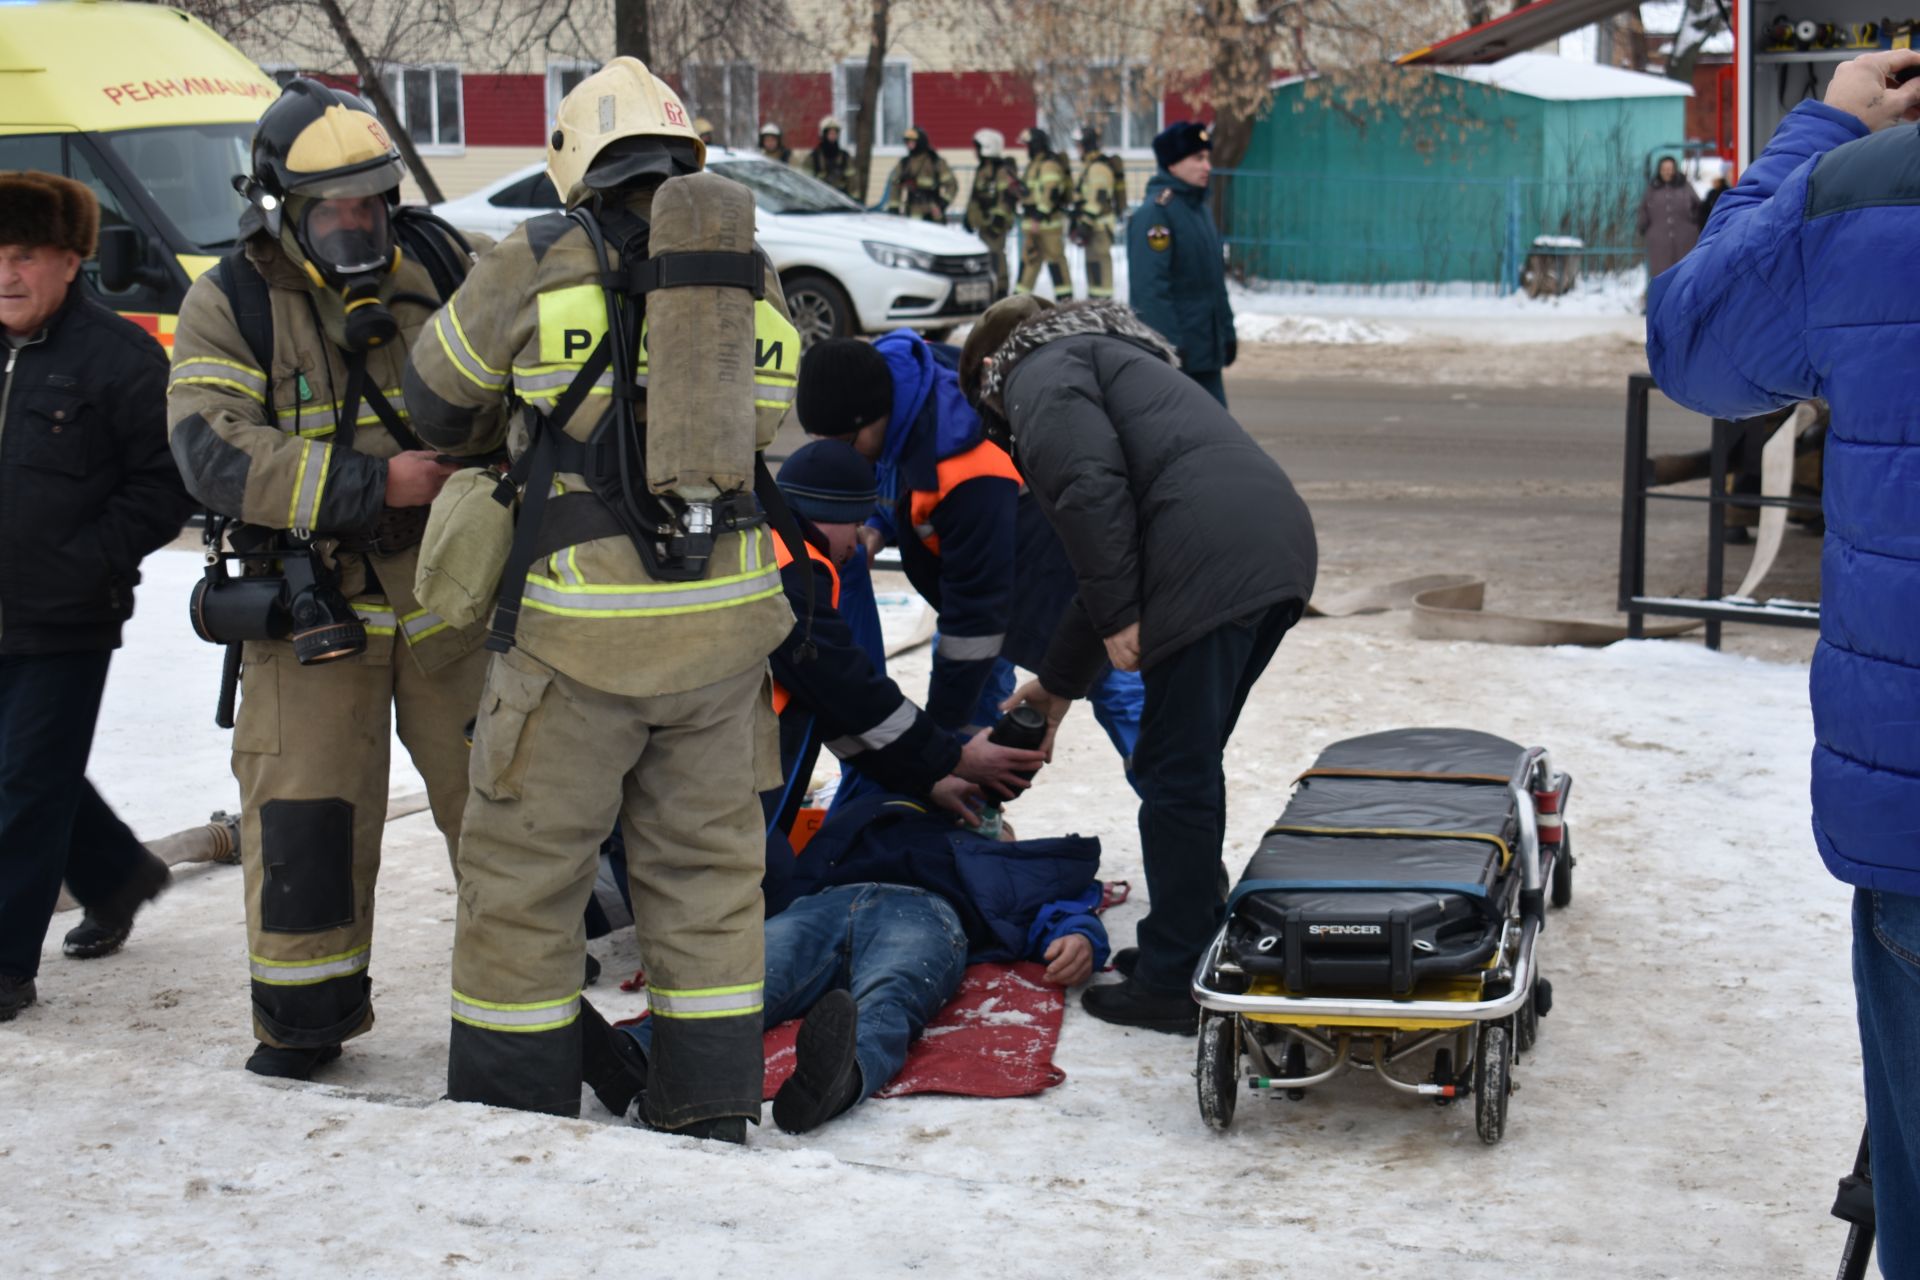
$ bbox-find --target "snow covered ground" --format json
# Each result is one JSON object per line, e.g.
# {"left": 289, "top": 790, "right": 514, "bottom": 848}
{"left": 4, "top": 548, "right": 1862, "bottom": 1278}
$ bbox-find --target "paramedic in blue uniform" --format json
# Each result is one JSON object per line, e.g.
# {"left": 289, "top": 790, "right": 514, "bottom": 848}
{"left": 1128, "top": 121, "right": 1236, "bottom": 407}
{"left": 1645, "top": 49, "right": 1920, "bottom": 1275}
{"left": 795, "top": 333, "right": 1145, "bottom": 777}
{"left": 757, "top": 440, "right": 1042, "bottom": 856}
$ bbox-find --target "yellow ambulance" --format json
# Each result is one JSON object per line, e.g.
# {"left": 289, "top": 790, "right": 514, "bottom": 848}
{"left": 0, "top": 1, "right": 278, "bottom": 352}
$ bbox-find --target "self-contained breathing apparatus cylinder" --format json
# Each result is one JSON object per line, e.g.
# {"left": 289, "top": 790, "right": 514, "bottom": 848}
{"left": 643, "top": 171, "right": 761, "bottom": 503}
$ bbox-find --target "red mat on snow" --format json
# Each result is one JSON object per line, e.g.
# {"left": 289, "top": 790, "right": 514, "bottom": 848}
{"left": 761, "top": 961, "right": 1066, "bottom": 1100}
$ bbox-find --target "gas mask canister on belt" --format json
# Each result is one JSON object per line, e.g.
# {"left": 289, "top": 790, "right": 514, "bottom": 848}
{"left": 296, "top": 194, "right": 400, "bottom": 351}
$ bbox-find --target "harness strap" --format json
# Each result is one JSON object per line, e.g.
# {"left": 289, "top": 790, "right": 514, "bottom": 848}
{"left": 620, "top": 250, "right": 766, "bottom": 299}
{"left": 486, "top": 336, "right": 615, "bottom": 653}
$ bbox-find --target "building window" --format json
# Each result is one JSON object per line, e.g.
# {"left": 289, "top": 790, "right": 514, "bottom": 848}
{"left": 379, "top": 64, "right": 463, "bottom": 152}
{"left": 546, "top": 60, "right": 598, "bottom": 129}
{"left": 835, "top": 60, "right": 911, "bottom": 152}
{"left": 1044, "top": 63, "right": 1160, "bottom": 153}
{"left": 682, "top": 62, "right": 758, "bottom": 150}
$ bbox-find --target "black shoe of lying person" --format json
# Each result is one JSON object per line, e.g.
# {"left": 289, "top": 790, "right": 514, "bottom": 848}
{"left": 773, "top": 988, "right": 863, "bottom": 1135}
{"left": 578, "top": 996, "right": 649, "bottom": 1117}
{"left": 245, "top": 1041, "right": 342, "bottom": 1079}
{"left": 1081, "top": 977, "right": 1199, "bottom": 1035}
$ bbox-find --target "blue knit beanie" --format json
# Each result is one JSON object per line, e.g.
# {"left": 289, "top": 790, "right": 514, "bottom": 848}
{"left": 777, "top": 440, "right": 879, "bottom": 524}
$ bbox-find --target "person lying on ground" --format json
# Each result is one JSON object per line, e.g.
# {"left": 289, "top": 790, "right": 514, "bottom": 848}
{"left": 580, "top": 790, "right": 1109, "bottom": 1135}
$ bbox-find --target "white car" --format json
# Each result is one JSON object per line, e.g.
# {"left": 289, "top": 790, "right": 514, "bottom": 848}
{"left": 431, "top": 149, "right": 996, "bottom": 344}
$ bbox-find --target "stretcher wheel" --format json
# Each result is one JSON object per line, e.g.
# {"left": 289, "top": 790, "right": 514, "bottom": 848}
{"left": 1196, "top": 1014, "right": 1239, "bottom": 1131}
{"left": 1473, "top": 1022, "right": 1512, "bottom": 1145}
{"left": 1550, "top": 829, "right": 1575, "bottom": 908}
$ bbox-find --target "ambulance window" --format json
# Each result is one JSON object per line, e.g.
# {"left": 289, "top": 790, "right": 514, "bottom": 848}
{"left": 65, "top": 139, "right": 171, "bottom": 311}
{"left": 0, "top": 135, "right": 62, "bottom": 180}
{"left": 99, "top": 124, "right": 252, "bottom": 251}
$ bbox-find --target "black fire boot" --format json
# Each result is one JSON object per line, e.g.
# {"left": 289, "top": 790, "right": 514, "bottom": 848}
{"left": 1110, "top": 946, "right": 1139, "bottom": 978}
{"left": 579, "top": 997, "right": 649, "bottom": 1117}
{"left": 0, "top": 974, "right": 37, "bottom": 1021}
{"left": 1081, "top": 977, "right": 1199, "bottom": 1035}
{"left": 63, "top": 849, "right": 171, "bottom": 960}
{"left": 245, "top": 1042, "right": 343, "bottom": 1080}
{"left": 772, "top": 989, "right": 863, "bottom": 1135}
{"left": 663, "top": 1115, "right": 749, "bottom": 1145}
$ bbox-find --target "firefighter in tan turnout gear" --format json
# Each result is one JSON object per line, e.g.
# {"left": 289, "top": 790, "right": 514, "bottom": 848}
{"left": 1016, "top": 127, "right": 1073, "bottom": 297}
{"left": 166, "top": 80, "right": 494, "bottom": 1080}
{"left": 403, "top": 57, "right": 800, "bottom": 1137}
{"left": 1073, "top": 125, "right": 1124, "bottom": 299}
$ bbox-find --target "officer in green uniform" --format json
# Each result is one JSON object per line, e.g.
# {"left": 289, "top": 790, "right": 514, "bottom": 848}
{"left": 884, "top": 126, "right": 957, "bottom": 223}
{"left": 1128, "top": 121, "right": 1236, "bottom": 406}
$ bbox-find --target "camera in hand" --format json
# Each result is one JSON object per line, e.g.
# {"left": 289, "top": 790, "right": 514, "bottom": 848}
{"left": 192, "top": 536, "right": 368, "bottom": 666}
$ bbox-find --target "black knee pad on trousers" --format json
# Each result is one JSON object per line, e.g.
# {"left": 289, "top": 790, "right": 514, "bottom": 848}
{"left": 260, "top": 798, "right": 356, "bottom": 933}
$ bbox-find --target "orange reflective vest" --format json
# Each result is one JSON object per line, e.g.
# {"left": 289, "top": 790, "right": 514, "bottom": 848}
{"left": 907, "top": 440, "right": 1023, "bottom": 554}
{"left": 770, "top": 532, "right": 843, "bottom": 716}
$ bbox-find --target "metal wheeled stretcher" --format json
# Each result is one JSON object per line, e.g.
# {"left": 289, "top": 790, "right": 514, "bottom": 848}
{"left": 1192, "top": 728, "right": 1575, "bottom": 1145}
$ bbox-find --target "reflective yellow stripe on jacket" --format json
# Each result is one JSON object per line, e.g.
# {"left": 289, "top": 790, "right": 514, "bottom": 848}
{"left": 277, "top": 388, "right": 410, "bottom": 439}
{"left": 521, "top": 530, "right": 780, "bottom": 619}
{"left": 169, "top": 356, "right": 268, "bottom": 403}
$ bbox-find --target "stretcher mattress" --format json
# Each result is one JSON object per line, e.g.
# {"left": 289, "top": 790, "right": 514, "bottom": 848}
{"left": 1226, "top": 728, "right": 1530, "bottom": 996}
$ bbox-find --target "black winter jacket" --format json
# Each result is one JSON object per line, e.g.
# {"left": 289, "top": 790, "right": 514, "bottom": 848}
{"left": 0, "top": 287, "right": 193, "bottom": 654}
{"left": 995, "top": 309, "right": 1316, "bottom": 695}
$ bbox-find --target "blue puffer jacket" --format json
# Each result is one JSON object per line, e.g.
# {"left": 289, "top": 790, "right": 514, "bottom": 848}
{"left": 773, "top": 792, "right": 1110, "bottom": 968}
{"left": 1647, "top": 100, "right": 1920, "bottom": 897}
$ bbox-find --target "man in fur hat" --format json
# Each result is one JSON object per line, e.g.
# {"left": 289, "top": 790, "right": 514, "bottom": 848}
{"left": 0, "top": 171, "right": 196, "bottom": 1021}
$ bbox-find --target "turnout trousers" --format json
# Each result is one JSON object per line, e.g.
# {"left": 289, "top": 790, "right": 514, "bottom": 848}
{"left": 1017, "top": 221, "right": 1071, "bottom": 299}
{"left": 234, "top": 629, "right": 486, "bottom": 1050}
{"left": 447, "top": 650, "right": 778, "bottom": 1124}
{"left": 979, "top": 229, "right": 1011, "bottom": 299}
{"left": 1083, "top": 227, "right": 1115, "bottom": 298}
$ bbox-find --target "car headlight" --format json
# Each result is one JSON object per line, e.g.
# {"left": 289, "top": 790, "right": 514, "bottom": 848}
{"left": 864, "top": 241, "right": 937, "bottom": 272}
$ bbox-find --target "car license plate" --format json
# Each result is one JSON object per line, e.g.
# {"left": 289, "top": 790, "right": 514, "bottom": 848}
{"left": 954, "top": 279, "right": 991, "bottom": 305}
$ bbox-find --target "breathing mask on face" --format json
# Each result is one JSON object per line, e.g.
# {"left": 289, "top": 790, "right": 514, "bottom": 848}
{"left": 296, "top": 196, "right": 401, "bottom": 350}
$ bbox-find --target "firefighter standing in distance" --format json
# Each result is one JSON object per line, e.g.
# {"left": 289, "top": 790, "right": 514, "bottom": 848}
{"left": 885, "top": 126, "right": 958, "bottom": 223}
{"left": 758, "top": 122, "right": 792, "bottom": 165}
{"left": 404, "top": 57, "right": 801, "bottom": 1138}
{"left": 166, "top": 80, "right": 495, "bottom": 1081}
{"left": 1015, "top": 127, "right": 1073, "bottom": 297}
{"left": 1073, "top": 125, "right": 1124, "bottom": 300}
{"left": 965, "top": 129, "right": 1022, "bottom": 299}
{"left": 806, "top": 117, "right": 858, "bottom": 199}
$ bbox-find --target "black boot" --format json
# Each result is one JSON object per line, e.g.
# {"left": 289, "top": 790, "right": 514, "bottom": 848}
{"left": 584, "top": 952, "right": 602, "bottom": 987}
{"left": 1081, "top": 978, "right": 1199, "bottom": 1035}
{"left": 773, "top": 989, "right": 863, "bottom": 1135}
{"left": 63, "top": 849, "right": 171, "bottom": 960}
{"left": 245, "top": 1042, "right": 342, "bottom": 1080}
{"left": 579, "top": 997, "right": 649, "bottom": 1117}
{"left": 0, "top": 974, "right": 36, "bottom": 1021}
{"left": 663, "top": 1115, "right": 748, "bottom": 1144}
{"left": 1110, "top": 946, "right": 1139, "bottom": 978}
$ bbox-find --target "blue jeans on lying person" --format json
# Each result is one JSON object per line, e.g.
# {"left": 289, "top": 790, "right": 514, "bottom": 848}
{"left": 1853, "top": 888, "right": 1920, "bottom": 1278}
{"left": 624, "top": 884, "right": 970, "bottom": 1102}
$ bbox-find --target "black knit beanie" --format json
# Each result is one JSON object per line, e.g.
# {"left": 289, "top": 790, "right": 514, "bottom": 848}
{"left": 796, "top": 338, "right": 894, "bottom": 438}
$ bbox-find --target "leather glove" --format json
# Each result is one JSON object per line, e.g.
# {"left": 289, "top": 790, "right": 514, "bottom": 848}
{"left": 1224, "top": 335, "right": 1238, "bottom": 368}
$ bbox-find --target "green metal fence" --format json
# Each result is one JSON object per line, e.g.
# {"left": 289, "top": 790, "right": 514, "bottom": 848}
{"left": 1213, "top": 169, "right": 1649, "bottom": 294}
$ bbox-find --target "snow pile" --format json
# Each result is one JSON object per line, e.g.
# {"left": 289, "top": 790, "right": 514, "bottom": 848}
{"left": 1235, "top": 312, "right": 1409, "bottom": 346}
{"left": 6, "top": 549, "right": 1863, "bottom": 1277}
